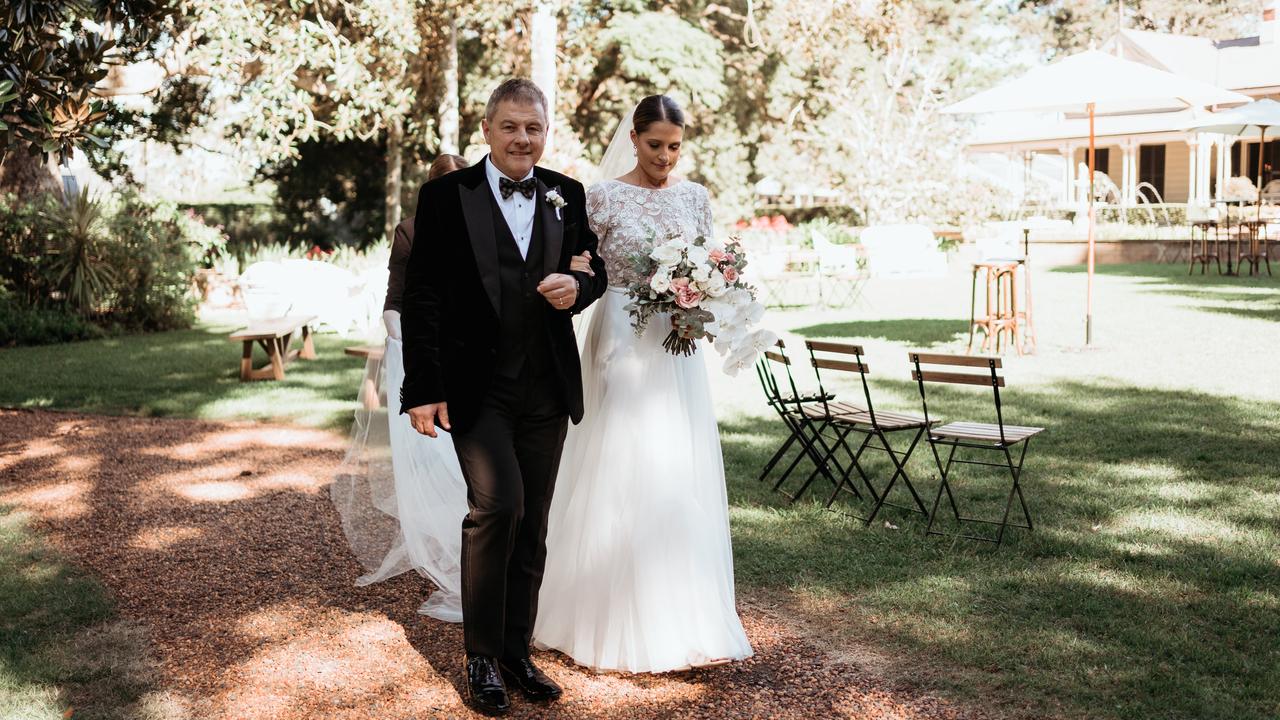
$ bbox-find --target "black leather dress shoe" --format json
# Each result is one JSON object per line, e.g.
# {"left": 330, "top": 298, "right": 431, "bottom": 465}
{"left": 499, "top": 657, "right": 563, "bottom": 702}
{"left": 464, "top": 656, "right": 510, "bottom": 716}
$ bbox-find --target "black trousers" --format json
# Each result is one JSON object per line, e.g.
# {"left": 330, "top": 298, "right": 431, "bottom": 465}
{"left": 450, "top": 367, "right": 568, "bottom": 661}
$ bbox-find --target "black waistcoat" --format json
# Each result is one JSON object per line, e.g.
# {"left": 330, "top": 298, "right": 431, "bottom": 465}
{"left": 490, "top": 193, "right": 552, "bottom": 379}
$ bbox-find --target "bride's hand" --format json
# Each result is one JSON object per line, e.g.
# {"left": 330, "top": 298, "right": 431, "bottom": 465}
{"left": 569, "top": 251, "right": 595, "bottom": 276}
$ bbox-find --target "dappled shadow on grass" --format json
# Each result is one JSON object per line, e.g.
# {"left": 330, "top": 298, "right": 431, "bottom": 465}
{"left": 0, "top": 324, "right": 366, "bottom": 429}
{"left": 792, "top": 319, "right": 969, "bottom": 347}
{"left": 720, "top": 377, "right": 1280, "bottom": 720}
{"left": 1159, "top": 289, "right": 1280, "bottom": 323}
{"left": 1050, "top": 263, "right": 1280, "bottom": 323}
{"left": 0, "top": 507, "right": 164, "bottom": 719}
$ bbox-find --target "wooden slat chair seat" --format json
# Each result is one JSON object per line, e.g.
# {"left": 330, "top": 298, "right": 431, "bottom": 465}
{"left": 228, "top": 315, "right": 318, "bottom": 381}
{"left": 802, "top": 340, "right": 933, "bottom": 525}
{"left": 799, "top": 400, "right": 866, "bottom": 420}
{"left": 802, "top": 404, "right": 929, "bottom": 431}
{"left": 909, "top": 351, "right": 1043, "bottom": 546}
{"left": 755, "top": 340, "right": 848, "bottom": 497}
{"left": 931, "top": 422, "right": 1044, "bottom": 444}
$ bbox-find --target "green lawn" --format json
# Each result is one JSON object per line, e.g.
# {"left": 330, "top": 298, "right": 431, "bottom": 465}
{"left": 1, "top": 264, "right": 1278, "bottom": 718}
{"left": 714, "top": 262, "right": 1280, "bottom": 719}
{"left": 721, "top": 379, "right": 1280, "bottom": 719}
{"left": 0, "top": 321, "right": 367, "bottom": 429}
{"left": 0, "top": 509, "right": 157, "bottom": 720}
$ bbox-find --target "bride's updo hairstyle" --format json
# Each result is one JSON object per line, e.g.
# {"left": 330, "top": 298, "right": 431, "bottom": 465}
{"left": 633, "top": 94, "right": 685, "bottom": 133}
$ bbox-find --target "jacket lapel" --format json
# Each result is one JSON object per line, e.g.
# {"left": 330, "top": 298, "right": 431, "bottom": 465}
{"left": 535, "top": 174, "right": 564, "bottom": 278}
{"left": 458, "top": 166, "right": 501, "bottom": 316}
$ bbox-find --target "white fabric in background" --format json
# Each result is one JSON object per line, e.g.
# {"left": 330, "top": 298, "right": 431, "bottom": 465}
{"left": 331, "top": 337, "right": 467, "bottom": 621}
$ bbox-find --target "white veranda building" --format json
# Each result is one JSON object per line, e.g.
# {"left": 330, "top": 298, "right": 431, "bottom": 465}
{"left": 969, "top": 2, "right": 1280, "bottom": 209}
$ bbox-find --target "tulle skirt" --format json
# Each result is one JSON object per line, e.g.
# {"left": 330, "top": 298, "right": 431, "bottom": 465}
{"left": 331, "top": 337, "right": 468, "bottom": 622}
{"left": 532, "top": 289, "right": 753, "bottom": 673}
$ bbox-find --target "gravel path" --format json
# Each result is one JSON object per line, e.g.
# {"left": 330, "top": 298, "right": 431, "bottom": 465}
{"left": 1, "top": 408, "right": 981, "bottom": 719}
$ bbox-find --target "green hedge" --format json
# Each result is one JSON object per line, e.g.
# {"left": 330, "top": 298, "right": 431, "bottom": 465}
{"left": 0, "top": 190, "right": 225, "bottom": 346}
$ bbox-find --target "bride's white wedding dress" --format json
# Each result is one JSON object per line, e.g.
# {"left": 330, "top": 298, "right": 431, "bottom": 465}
{"left": 333, "top": 176, "right": 752, "bottom": 674}
{"left": 531, "top": 179, "right": 753, "bottom": 672}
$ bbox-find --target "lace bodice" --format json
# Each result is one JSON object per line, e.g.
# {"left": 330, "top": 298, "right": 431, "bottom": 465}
{"left": 586, "top": 179, "right": 715, "bottom": 287}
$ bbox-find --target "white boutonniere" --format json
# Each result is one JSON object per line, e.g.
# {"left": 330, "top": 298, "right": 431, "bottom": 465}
{"left": 545, "top": 187, "right": 567, "bottom": 219}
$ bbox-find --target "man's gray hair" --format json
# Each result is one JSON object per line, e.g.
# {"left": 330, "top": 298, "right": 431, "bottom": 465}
{"left": 485, "top": 79, "right": 549, "bottom": 121}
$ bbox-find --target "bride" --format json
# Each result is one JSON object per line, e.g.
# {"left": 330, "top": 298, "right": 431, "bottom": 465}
{"left": 532, "top": 94, "right": 752, "bottom": 672}
{"left": 334, "top": 94, "right": 753, "bottom": 674}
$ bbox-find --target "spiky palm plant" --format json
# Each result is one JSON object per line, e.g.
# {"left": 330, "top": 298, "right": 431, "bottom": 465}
{"left": 47, "top": 188, "right": 116, "bottom": 315}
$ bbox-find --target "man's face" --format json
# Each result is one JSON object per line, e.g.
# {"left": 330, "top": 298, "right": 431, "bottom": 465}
{"left": 482, "top": 100, "right": 547, "bottom": 179}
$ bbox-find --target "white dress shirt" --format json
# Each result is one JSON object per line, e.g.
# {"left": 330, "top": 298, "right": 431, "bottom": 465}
{"left": 485, "top": 155, "right": 536, "bottom": 259}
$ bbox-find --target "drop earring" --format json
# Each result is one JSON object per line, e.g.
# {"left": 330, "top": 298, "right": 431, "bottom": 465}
{"left": 632, "top": 145, "right": 637, "bottom": 156}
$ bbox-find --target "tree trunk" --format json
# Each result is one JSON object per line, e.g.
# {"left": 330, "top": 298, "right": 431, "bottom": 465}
{"left": 438, "top": 15, "right": 460, "bottom": 155}
{"left": 385, "top": 116, "right": 403, "bottom": 247}
{"left": 0, "top": 147, "right": 62, "bottom": 200}
{"left": 530, "top": 0, "right": 559, "bottom": 153}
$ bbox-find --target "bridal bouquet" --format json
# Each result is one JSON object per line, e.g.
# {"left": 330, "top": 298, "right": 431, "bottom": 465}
{"left": 624, "top": 234, "right": 777, "bottom": 375}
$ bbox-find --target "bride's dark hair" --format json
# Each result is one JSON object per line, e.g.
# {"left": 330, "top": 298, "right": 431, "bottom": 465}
{"left": 632, "top": 95, "right": 685, "bottom": 133}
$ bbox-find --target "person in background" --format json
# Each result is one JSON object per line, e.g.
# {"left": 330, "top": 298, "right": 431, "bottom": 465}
{"left": 383, "top": 154, "right": 471, "bottom": 339}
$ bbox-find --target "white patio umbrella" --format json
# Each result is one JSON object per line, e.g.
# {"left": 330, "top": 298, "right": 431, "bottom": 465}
{"left": 1187, "top": 99, "right": 1280, "bottom": 222}
{"left": 945, "top": 49, "right": 1251, "bottom": 345}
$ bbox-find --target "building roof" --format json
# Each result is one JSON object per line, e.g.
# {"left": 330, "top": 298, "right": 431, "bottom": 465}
{"left": 968, "top": 108, "right": 1216, "bottom": 149}
{"left": 1104, "top": 28, "right": 1280, "bottom": 93}
{"left": 968, "top": 22, "right": 1280, "bottom": 150}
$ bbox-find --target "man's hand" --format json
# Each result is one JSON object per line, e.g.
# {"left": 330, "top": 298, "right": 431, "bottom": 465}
{"left": 537, "top": 273, "right": 578, "bottom": 311}
{"left": 408, "top": 402, "right": 450, "bottom": 437}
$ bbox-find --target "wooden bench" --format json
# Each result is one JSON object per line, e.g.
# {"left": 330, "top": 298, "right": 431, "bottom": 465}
{"left": 345, "top": 345, "right": 386, "bottom": 410}
{"left": 228, "top": 315, "right": 318, "bottom": 381}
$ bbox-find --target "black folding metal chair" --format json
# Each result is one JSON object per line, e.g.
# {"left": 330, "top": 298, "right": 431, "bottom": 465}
{"left": 804, "top": 341, "right": 932, "bottom": 526}
{"left": 909, "top": 352, "right": 1044, "bottom": 545}
{"left": 755, "top": 340, "right": 855, "bottom": 502}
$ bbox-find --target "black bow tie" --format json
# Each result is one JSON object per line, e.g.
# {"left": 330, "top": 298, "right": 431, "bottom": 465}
{"left": 499, "top": 176, "right": 537, "bottom": 200}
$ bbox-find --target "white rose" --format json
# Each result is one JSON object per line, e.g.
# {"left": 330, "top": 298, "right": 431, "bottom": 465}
{"left": 685, "top": 245, "right": 710, "bottom": 267}
{"left": 650, "top": 242, "right": 683, "bottom": 267}
{"left": 691, "top": 264, "right": 712, "bottom": 284}
{"left": 650, "top": 271, "right": 672, "bottom": 294}
{"left": 704, "top": 272, "right": 728, "bottom": 298}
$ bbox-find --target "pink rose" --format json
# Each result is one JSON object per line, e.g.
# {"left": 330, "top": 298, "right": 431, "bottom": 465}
{"left": 674, "top": 282, "right": 702, "bottom": 309}
{"left": 722, "top": 266, "right": 739, "bottom": 284}
{"left": 709, "top": 249, "right": 729, "bottom": 264}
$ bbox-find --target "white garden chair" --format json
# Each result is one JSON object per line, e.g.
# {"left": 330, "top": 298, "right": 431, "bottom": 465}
{"left": 811, "top": 229, "right": 866, "bottom": 307}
